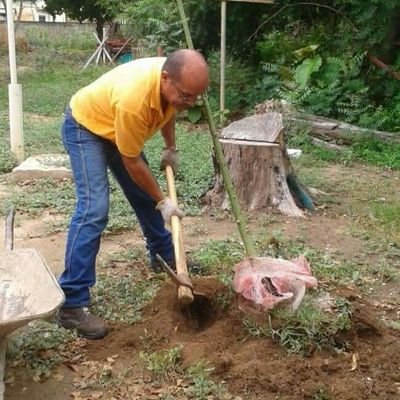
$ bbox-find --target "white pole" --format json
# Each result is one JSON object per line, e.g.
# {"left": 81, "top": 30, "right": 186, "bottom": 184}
{"left": 6, "top": 0, "right": 24, "bottom": 163}
{"left": 220, "top": 1, "right": 227, "bottom": 124}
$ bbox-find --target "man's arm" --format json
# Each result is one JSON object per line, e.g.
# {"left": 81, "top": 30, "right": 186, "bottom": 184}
{"left": 161, "top": 115, "right": 176, "bottom": 149}
{"left": 121, "top": 155, "right": 164, "bottom": 203}
{"left": 160, "top": 115, "right": 179, "bottom": 174}
{"left": 121, "top": 154, "right": 184, "bottom": 223}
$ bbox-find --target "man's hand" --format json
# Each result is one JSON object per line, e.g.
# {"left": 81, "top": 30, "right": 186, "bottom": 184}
{"left": 156, "top": 197, "right": 184, "bottom": 224}
{"left": 160, "top": 148, "right": 179, "bottom": 175}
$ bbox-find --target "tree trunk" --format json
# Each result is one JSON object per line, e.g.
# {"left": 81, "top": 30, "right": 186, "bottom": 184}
{"left": 95, "top": 19, "right": 105, "bottom": 41}
{"left": 205, "top": 113, "right": 308, "bottom": 217}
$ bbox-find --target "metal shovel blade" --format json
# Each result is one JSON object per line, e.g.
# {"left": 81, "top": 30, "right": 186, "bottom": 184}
{"left": 155, "top": 254, "right": 208, "bottom": 299}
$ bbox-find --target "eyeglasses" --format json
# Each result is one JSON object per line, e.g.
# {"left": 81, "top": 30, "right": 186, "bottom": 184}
{"left": 170, "top": 80, "right": 198, "bottom": 103}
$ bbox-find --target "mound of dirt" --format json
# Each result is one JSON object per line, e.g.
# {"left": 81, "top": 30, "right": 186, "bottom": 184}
{"left": 83, "top": 280, "right": 400, "bottom": 400}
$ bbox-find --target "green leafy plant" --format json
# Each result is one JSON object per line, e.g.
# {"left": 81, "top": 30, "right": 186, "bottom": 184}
{"left": 207, "top": 50, "right": 260, "bottom": 113}
{"left": 185, "top": 361, "right": 230, "bottom": 400}
{"left": 294, "top": 55, "right": 322, "bottom": 89}
{"left": 139, "top": 346, "right": 183, "bottom": 381}
{"left": 187, "top": 105, "right": 203, "bottom": 124}
{"left": 0, "top": 143, "right": 17, "bottom": 173}
{"left": 313, "top": 388, "right": 331, "bottom": 400}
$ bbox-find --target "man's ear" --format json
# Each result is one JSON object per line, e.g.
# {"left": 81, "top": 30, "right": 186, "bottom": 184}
{"left": 161, "top": 70, "right": 169, "bottom": 83}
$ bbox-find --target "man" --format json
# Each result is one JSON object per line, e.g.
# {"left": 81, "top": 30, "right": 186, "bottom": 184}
{"left": 56, "top": 49, "right": 209, "bottom": 339}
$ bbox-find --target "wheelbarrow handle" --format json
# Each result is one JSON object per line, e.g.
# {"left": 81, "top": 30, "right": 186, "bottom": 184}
{"left": 5, "top": 208, "right": 15, "bottom": 251}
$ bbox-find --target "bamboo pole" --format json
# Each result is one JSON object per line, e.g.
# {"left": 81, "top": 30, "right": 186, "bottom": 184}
{"left": 175, "top": 0, "right": 257, "bottom": 257}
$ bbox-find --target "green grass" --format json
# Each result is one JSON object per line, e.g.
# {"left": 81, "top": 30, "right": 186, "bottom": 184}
{"left": 139, "top": 350, "right": 231, "bottom": 399}
{"left": 191, "top": 238, "right": 245, "bottom": 279}
{"left": 0, "top": 65, "right": 108, "bottom": 118}
{"left": 242, "top": 296, "right": 352, "bottom": 354}
{"left": 185, "top": 361, "right": 230, "bottom": 400}
{"left": 369, "top": 202, "right": 400, "bottom": 235}
{"left": 288, "top": 126, "right": 400, "bottom": 170}
{"left": 139, "top": 346, "right": 183, "bottom": 382}
{"left": 22, "top": 26, "right": 95, "bottom": 52}
{"left": 351, "top": 138, "right": 400, "bottom": 169}
{"left": 18, "top": 66, "right": 108, "bottom": 117}
{"left": 23, "top": 117, "right": 65, "bottom": 155}
{"left": 91, "top": 269, "right": 162, "bottom": 323}
{"left": 103, "top": 247, "right": 147, "bottom": 264}
{"left": 387, "top": 320, "right": 400, "bottom": 331}
{"left": 0, "top": 178, "right": 75, "bottom": 216}
{"left": 7, "top": 320, "right": 77, "bottom": 380}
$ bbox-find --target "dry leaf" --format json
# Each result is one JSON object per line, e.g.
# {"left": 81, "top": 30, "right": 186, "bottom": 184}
{"left": 149, "top": 387, "right": 163, "bottom": 394}
{"left": 4, "top": 375, "right": 15, "bottom": 384}
{"left": 65, "top": 363, "right": 80, "bottom": 373}
{"left": 70, "top": 354, "right": 85, "bottom": 363}
{"left": 350, "top": 352, "right": 359, "bottom": 371}
{"left": 91, "top": 391, "right": 103, "bottom": 399}
{"left": 53, "top": 373, "right": 64, "bottom": 381}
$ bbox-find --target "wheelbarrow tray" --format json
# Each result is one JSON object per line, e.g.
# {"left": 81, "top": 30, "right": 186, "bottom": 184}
{"left": 0, "top": 248, "right": 64, "bottom": 338}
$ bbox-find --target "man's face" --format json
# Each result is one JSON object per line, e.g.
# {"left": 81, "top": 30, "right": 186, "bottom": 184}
{"left": 161, "top": 71, "right": 206, "bottom": 112}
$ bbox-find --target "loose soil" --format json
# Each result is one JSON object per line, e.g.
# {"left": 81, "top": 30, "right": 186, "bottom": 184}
{"left": 3, "top": 163, "right": 400, "bottom": 400}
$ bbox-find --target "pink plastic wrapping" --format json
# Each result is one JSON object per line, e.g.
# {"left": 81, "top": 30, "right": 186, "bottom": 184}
{"left": 233, "top": 255, "right": 317, "bottom": 311}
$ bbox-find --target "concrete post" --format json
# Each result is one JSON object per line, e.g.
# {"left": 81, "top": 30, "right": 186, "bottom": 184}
{"left": 8, "top": 84, "right": 24, "bottom": 163}
{"left": 6, "top": 0, "right": 25, "bottom": 163}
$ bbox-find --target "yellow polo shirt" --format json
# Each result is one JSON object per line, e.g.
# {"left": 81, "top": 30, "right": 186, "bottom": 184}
{"left": 70, "top": 57, "right": 175, "bottom": 157}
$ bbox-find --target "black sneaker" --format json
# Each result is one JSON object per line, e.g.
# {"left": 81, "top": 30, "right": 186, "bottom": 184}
{"left": 56, "top": 307, "right": 108, "bottom": 340}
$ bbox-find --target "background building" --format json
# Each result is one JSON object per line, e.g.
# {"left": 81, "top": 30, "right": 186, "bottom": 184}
{"left": 0, "top": 1, "right": 67, "bottom": 22}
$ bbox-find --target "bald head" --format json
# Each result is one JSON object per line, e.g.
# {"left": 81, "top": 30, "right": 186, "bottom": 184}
{"left": 163, "top": 49, "right": 208, "bottom": 82}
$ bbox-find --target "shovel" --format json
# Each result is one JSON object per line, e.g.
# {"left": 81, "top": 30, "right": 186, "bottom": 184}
{"left": 157, "top": 165, "right": 208, "bottom": 307}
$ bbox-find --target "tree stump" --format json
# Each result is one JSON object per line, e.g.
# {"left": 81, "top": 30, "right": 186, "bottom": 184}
{"left": 205, "top": 112, "right": 306, "bottom": 217}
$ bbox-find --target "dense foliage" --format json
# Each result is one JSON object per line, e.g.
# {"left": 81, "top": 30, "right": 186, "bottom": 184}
{"left": 44, "top": 0, "right": 400, "bottom": 131}
{"left": 45, "top": 0, "right": 115, "bottom": 37}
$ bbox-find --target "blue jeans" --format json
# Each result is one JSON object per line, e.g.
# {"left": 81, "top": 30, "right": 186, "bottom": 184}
{"left": 59, "top": 107, "right": 173, "bottom": 308}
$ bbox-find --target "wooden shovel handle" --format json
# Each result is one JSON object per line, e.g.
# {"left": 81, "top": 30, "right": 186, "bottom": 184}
{"left": 165, "top": 165, "right": 194, "bottom": 305}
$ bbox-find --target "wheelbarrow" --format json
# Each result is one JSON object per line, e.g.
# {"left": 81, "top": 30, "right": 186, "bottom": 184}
{"left": 0, "top": 209, "right": 64, "bottom": 399}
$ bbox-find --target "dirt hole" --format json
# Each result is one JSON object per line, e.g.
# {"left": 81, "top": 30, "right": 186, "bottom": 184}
{"left": 181, "top": 293, "right": 215, "bottom": 331}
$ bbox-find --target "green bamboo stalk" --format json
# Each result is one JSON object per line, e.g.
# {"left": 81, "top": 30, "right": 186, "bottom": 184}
{"left": 175, "top": 0, "right": 257, "bottom": 257}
